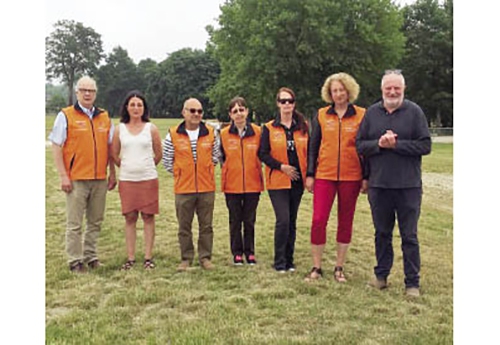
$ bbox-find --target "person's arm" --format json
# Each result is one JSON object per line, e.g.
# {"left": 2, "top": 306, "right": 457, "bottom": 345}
{"left": 258, "top": 125, "right": 282, "bottom": 170}
{"left": 219, "top": 137, "right": 226, "bottom": 166}
{"left": 306, "top": 111, "right": 321, "bottom": 177}
{"left": 51, "top": 144, "right": 72, "bottom": 193}
{"left": 111, "top": 125, "right": 121, "bottom": 167}
{"left": 212, "top": 130, "right": 221, "bottom": 165}
{"left": 107, "top": 121, "right": 117, "bottom": 190}
{"left": 393, "top": 107, "right": 432, "bottom": 156}
{"left": 356, "top": 115, "right": 380, "bottom": 158}
{"left": 151, "top": 123, "right": 163, "bottom": 165}
{"left": 162, "top": 131, "right": 174, "bottom": 174}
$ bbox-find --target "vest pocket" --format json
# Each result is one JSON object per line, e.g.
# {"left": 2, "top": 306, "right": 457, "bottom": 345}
{"left": 69, "top": 154, "right": 76, "bottom": 172}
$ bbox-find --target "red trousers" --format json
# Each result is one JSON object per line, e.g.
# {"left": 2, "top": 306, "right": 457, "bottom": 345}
{"left": 310, "top": 179, "right": 361, "bottom": 245}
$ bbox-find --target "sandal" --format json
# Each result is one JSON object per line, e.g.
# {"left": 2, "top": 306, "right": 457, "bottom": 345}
{"left": 120, "top": 259, "right": 136, "bottom": 271}
{"left": 143, "top": 259, "right": 156, "bottom": 270}
{"left": 334, "top": 266, "right": 347, "bottom": 283}
{"left": 304, "top": 267, "right": 323, "bottom": 281}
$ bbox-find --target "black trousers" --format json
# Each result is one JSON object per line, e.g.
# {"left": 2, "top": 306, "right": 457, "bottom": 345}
{"left": 368, "top": 187, "right": 422, "bottom": 288}
{"left": 268, "top": 186, "right": 304, "bottom": 270}
{"left": 225, "top": 193, "right": 260, "bottom": 258}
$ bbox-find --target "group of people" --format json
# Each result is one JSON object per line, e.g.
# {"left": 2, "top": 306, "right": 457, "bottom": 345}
{"left": 49, "top": 70, "right": 431, "bottom": 297}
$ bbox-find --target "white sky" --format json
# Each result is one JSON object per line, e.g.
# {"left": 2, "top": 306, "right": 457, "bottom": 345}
{"left": 45, "top": 0, "right": 227, "bottom": 63}
{"left": 46, "top": 0, "right": 416, "bottom": 63}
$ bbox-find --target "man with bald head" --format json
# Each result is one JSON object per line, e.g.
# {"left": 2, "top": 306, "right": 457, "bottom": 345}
{"left": 356, "top": 70, "right": 431, "bottom": 297}
{"left": 163, "top": 98, "right": 220, "bottom": 271}
{"left": 49, "top": 76, "right": 116, "bottom": 273}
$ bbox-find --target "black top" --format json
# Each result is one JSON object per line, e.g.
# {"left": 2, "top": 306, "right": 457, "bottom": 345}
{"left": 356, "top": 99, "right": 432, "bottom": 189}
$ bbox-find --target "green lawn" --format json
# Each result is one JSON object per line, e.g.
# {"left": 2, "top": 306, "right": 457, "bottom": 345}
{"left": 46, "top": 117, "right": 453, "bottom": 344}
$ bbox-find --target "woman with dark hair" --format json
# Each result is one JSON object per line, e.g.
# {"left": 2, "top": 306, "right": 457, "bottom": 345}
{"left": 220, "top": 96, "right": 263, "bottom": 266}
{"left": 258, "top": 87, "right": 309, "bottom": 273}
{"left": 111, "top": 90, "right": 162, "bottom": 270}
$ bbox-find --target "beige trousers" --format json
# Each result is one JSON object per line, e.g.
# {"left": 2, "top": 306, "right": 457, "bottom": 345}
{"left": 65, "top": 180, "right": 107, "bottom": 266}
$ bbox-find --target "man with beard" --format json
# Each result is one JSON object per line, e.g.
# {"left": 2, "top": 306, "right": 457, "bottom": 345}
{"left": 356, "top": 70, "right": 431, "bottom": 297}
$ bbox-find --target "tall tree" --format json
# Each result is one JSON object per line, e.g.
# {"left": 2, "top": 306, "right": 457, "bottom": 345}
{"left": 45, "top": 20, "right": 104, "bottom": 105}
{"left": 207, "top": 0, "right": 405, "bottom": 122}
{"left": 147, "top": 48, "right": 220, "bottom": 118}
{"left": 95, "top": 46, "right": 142, "bottom": 117}
{"left": 401, "top": 0, "right": 453, "bottom": 127}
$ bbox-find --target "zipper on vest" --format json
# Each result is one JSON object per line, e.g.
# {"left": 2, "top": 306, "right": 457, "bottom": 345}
{"left": 240, "top": 137, "right": 246, "bottom": 193}
{"left": 337, "top": 117, "right": 342, "bottom": 181}
{"left": 89, "top": 117, "right": 98, "bottom": 179}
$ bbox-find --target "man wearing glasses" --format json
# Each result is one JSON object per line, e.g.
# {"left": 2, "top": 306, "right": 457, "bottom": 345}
{"left": 49, "top": 76, "right": 116, "bottom": 273}
{"left": 356, "top": 70, "right": 431, "bottom": 297}
{"left": 162, "top": 98, "right": 220, "bottom": 271}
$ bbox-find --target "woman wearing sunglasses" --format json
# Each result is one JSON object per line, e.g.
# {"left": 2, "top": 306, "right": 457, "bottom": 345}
{"left": 220, "top": 97, "right": 264, "bottom": 266}
{"left": 258, "top": 87, "right": 309, "bottom": 273}
{"left": 304, "top": 72, "right": 367, "bottom": 282}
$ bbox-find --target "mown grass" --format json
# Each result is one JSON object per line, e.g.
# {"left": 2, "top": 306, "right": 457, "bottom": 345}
{"left": 46, "top": 116, "right": 453, "bottom": 344}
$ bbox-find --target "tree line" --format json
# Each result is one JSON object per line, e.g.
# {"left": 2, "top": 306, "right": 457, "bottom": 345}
{"left": 45, "top": 0, "right": 452, "bottom": 127}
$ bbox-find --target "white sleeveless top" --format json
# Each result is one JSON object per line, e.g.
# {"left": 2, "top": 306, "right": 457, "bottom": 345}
{"left": 119, "top": 122, "right": 158, "bottom": 181}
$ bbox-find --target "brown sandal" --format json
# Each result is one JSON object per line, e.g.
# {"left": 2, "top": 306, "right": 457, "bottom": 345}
{"left": 143, "top": 259, "right": 156, "bottom": 270}
{"left": 304, "top": 267, "right": 323, "bottom": 281}
{"left": 120, "top": 259, "right": 136, "bottom": 271}
{"left": 334, "top": 266, "right": 347, "bottom": 283}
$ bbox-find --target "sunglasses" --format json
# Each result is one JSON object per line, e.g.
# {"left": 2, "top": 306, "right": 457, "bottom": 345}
{"left": 186, "top": 108, "right": 203, "bottom": 115}
{"left": 384, "top": 69, "right": 402, "bottom": 75}
{"left": 278, "top": 98, "right": 295, "bottom": 105}
{"left": 231, "top": 107, "right": 246, "bottom": 115}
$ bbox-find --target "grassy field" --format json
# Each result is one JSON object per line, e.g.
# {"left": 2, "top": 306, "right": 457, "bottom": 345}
{"left": 45, "top": 116, "right": 453, "bottom": 344}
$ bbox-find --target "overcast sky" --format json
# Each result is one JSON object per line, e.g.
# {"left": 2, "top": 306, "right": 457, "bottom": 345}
{"left": 46, "top": 0, "right": 416, "bottom": 64}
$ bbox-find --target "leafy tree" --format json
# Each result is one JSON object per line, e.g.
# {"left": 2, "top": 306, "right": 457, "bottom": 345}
{"left": 400, "top": 0, "right": 453, "bottom": 127}
{"left": 95, "top": 46, "right": 143, "bottom": 117}
{"left": 147, "top": 48, "right": 220, "bottom": 118}
{"left": 46, "top": 20, "right": 104, "bottom": 105}
{"left": 137, "top": 58, "right": 159, "bottom": 101}
{"left": 207, "top": 0, "right": 405, "bottom": 122}
{"left": 46, "top": 93, "right": 67, "bottom": 114}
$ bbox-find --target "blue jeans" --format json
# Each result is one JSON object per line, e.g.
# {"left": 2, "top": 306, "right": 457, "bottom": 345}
{"left": 368, "top": 187, "right": 422, "bottom": 288}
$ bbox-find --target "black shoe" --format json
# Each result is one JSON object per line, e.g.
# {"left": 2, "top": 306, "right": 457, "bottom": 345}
{"left": 246, "top": 254, "right": 257, "bottom": 265}
{"left": 87, "top": 259, "right": 103, "bottom": 269}
{"left": 233, "top": 255, "right": 244, "bottom": 266}
{"left": 69, "top": 262, "right": 85, "bottom": 273}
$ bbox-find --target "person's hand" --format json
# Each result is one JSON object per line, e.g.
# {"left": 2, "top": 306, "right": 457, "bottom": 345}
{"left": 61, "top": 175, "right": 73, "bottom": 193}
{"left": 378, "top": 130, "right": 397, "bottom": 149}
{"left": 107, "top": 173, "right": 117, "bottom": 191}
{"left": 305, "top": 177, "right": 315, "bottom": 193}
{"left": 360, "top": 179, "right": 368, "bottom": 194}
{"left": 281, "top": 164, "right": 300, "bottom": 181}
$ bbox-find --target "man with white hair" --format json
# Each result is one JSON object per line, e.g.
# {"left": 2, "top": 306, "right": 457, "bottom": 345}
{"left": 49, "top": 76, "right": 116, "bottom": 272}
{"left": 356, "top": 70, "right": 431, "bottom": 297}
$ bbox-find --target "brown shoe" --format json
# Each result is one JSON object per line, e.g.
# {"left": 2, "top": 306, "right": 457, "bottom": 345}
{"left": 405, "top": 287, "right": 420, "bottom": 297}
{"left": 69, "top": 262, "right": 86, "bottom": 273}
{"left": 304, "top": 267, "right": 323, "bottom": 282}
{"left": 177, "top": 260, "right": 191, "bottom": 272}
{"left": 368, "top": 276, "right": 388, "bottom": 289}
{"left": 200, "top": 258, "right": 214, "bottom": 270}
{"left": 87, "top": 259, "right": 104, "bottom": 269}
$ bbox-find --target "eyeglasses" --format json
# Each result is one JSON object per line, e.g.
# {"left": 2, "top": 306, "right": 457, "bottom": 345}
{"left": 278, "top": 98, "right": 295, "bottom": 105}
{"left": 78, "top": 88, "right": 97, "bottom": 94}
{"left": 231, "top": 107, "right": 246, "bottom": 115}
{"left": 185, "top": 108, "right": 203, "bottom": 115}
{"left": 384, "top": 69, "right": 402, "bottom": 75}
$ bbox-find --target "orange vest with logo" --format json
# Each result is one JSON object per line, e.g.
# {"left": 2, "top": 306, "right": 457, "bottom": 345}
{"left": 170, "top": 122, "right": 216, "bottom": 194}
{"left": 264, "top": 121, "right": 308, "bottom": 190}
{"left": 315, "top": 104, "right": 365, "bottom": 181}
{"left": 221, "top": 123, "right": 264, "bottom": 193}
{"left": 62, "top": 105, "right": 111, "bottom": 180}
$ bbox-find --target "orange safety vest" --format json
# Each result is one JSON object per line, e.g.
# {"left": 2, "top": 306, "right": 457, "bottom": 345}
{"left": 170, "top": 122, "right": 216, "bottom": 194}
{"left": 263, "top": 120, "right": 308, "bottom": 190}
{"left": 220, "top": 123, "right": 263, "bottom": 193}
{"left": 315, "top": 104, "right": 365, "bottom": 181}
{"left": 62, "top": 104, "right": 111, "bottom": 180}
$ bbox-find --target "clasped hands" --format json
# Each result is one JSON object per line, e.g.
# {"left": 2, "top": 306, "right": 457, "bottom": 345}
{"left": 378, "top": 130, "right": 397, "bottom": 149}
{"left": 281, "top": 164, "right": 300, "bottom": 181}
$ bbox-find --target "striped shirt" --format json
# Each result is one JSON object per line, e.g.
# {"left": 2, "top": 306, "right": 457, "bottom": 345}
{"left": 162, "top": 127, "right": 220, "bottom": 173}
